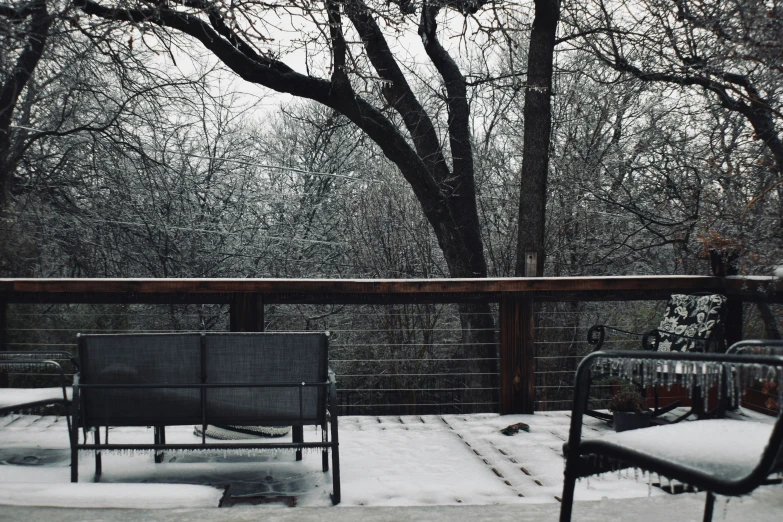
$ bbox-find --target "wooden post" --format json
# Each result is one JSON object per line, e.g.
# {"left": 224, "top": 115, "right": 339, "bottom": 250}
{"left": 229, "top": 294, "right": 264, "bottom": 332}
{"left": 0, "top": 303, "right": 6, "bottom": 388}
{"left": 500, "top": 294, "right": 535, "bottom": 414}
{"left": 710, "top": 249, "right": 742, "bottom": 348}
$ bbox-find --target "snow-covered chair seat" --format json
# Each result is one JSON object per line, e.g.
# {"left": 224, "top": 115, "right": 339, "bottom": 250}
{"left": 72, "top": 332, "right": 341, "bottom": 504}
{"left": 582, "top": 419, "right": 778, "bottom": 481}
{"left": 560, "top": 346, "right": 783, "bottom": 522}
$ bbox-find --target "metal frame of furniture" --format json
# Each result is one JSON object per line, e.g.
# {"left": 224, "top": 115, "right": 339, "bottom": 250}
{"left": 585, "top": 294, "right": 728, "bottom": 422}
{"left": 71, "top": 332, "right": 341, "bottom": 504}
{"left": 0, "top": 350, "right": 75, "bottom": 435}
{"left": 560, "top": 347, "right": 783, "bottom": 522}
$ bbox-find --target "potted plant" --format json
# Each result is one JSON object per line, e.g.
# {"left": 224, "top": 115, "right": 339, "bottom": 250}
{"left": 608, "top": 389, "right": 651, "bottom": 432}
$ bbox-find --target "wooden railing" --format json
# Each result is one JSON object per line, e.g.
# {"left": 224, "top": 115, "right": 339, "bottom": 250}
{"left": 1, "top": 275, "right": 780, "bottom": 414}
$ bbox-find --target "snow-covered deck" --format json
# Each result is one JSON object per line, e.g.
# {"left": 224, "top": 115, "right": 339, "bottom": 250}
{"left": 0, "top": 410, "right": 780, "bottom": 520}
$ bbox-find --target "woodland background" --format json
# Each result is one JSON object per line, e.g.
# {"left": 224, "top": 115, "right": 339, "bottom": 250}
{"left": 1, "top": 0, "right": 781, "bottom": 413}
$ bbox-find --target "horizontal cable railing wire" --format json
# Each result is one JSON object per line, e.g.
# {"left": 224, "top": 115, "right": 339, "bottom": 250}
{"left": 265, "top": 303, "right": 500, "bottom": 416}
{"left": 533, "top": 301, "right": 782, "bottom": 415}
{"left": 4, "top": 302, "right": 500, "bottom": 417}
{"left": 3, "top": 292, "right": 779, "bottom": 418}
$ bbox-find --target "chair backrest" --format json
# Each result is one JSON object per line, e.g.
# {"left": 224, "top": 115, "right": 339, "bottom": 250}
{"left": 204, "top": 332, "right": 329, "bottom": 426}
{"left": 656, "top": 294, "right": 727, "bottom": 352}
{"left": 78, "top": 333, "right": 203, "bottom": 426}
{"left": 77, "top": 332, "right": 329, "bottom": 427}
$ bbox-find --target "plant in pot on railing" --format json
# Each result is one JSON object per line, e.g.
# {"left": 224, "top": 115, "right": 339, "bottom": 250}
{"left": 608, "top": 389, "right": 651, "bottom": 432}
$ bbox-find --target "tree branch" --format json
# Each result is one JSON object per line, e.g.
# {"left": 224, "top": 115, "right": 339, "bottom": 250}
{"left": 344, "top": 0, "right": 450, "bottom": 185}
{"left": 418, "top": 3, "right": 473, "bottom": 187}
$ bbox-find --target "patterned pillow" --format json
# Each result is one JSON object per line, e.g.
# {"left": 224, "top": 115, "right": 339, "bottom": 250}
{"left": 657, "top": 294, "right": 727, "bottom": 352}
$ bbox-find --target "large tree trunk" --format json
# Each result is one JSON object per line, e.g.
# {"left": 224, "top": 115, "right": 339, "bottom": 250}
{"left": 516, "top": 0, "right": 559, "bottom": 277}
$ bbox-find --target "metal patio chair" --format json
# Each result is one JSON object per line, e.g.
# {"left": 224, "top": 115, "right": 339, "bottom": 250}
{"left": 585, "top": 294, "right": 727, "bottom": 422}
{"left": 0, "top": 350, "right": 76, "bottom": 436}
{"left": 560, "top": 345, "right": 783, "bottom": 522}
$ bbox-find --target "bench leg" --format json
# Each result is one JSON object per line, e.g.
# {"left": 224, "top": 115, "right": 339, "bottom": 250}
{"left": 293, "top": 426, "right": 303, "bottom": 461}
{"left": 330, "top": 416, "right": 340, "bottom": 505}
{"left": 322, "top": 424, "right": 329, "bottom": 472}
{"left": 94, "top": 428, "right": 102, "bottom": 481}
{"left": 154, "top": 426, "right": 166, "bottom": 463}
{"left": 70, "top": 417, "right": 79, "bottom": 483}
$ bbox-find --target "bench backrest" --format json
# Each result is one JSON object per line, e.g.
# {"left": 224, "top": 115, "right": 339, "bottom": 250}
{"left": 77, "top": 332, "right": 329, "bottom": 427}
{"left": 204, "top": 333, "right": 328, "bottom": 426}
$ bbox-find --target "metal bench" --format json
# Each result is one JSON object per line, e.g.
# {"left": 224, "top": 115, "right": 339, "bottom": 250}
{"left": 71, "top": 332, "right": 340, "bottom": 504}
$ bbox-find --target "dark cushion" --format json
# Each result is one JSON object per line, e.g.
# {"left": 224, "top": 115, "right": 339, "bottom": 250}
{"left": 656, "top": 294, "right": 726, "bottom": 352}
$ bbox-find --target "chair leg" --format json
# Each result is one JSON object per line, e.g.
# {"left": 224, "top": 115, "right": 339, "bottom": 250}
{"left": 93, "top": 428, "right": 102, "bottom": 481}
{"left": 559, "top": 467, "right": 578, "bottom": 522}
{"left": 293, "top": 426, "right": 303, "bottom": 461}
{"left": 70, "top": 417, "right": 79, "bottom": 483}
{"left": 703, "top": 491, "right": 715, "bottom": 522}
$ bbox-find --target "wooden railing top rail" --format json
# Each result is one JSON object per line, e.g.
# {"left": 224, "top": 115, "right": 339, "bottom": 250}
{"left": 0, "top": 276, "right": 779, "bottom": 304}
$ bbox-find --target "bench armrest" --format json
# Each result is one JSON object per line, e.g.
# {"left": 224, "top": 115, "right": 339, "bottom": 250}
{"left": 640, "top": 329, "right": 719, "bottom": 352}
{"left": 587, "top": 325, "right": 644, "bottom": 351}
{"left": 727, "top": 339, "right": 783, "bottom": 355}
{"left": 327, "top": 368, "right": 338, "bottom": 416}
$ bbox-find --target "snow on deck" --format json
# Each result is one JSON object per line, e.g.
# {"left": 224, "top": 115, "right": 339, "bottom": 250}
{"left": 0, "top": 410, "right": 778, "bottom": 510}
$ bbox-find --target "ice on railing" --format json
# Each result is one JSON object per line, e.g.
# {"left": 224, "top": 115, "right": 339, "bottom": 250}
{"left": 87, "top": 447, "right": 307, "bottom": 457}
{"left": 0, "top": 353, "right": 70, "bottom": 361}
{"left": 594, "top": 356, "right": 783, "bottom": 412}
{"left": 0, "top": 362, "right": 55, "bottom": 372}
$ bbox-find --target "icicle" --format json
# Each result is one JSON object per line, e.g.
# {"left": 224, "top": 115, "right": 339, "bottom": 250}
{"left": 647, "top": 471, "right": 652, "bottom": 496}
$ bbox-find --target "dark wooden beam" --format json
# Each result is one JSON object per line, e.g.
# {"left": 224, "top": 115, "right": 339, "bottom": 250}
{"left": 499, "top": 294, "right": 535, "bottom": 414}
{"left": 519, "top": 297, "right": 536, "bottom": 414}
{"left": 2, "top": 275, "right": 778, "bottom": 305}
{"left": 229, "top": 294, "right": 264, "bottom": 332}
{"left": 0, "top": 303, "right": 6, "bottom": 388}
{"left": 499, "top": 294, "right": 522, "bottom": 414}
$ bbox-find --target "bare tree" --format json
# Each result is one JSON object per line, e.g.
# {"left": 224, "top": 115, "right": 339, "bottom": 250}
{"left": 565, "top": 0, "right": 783, "bottom": 178}
{"left": 0, "top": 0, "right": 51, "bottom": 211}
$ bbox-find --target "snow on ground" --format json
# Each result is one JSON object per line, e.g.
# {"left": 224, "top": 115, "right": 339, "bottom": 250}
{"left": 0, "top": 410, "right": 779, "bottom": 511}
{"left": 0, "top": 483, "right": 223, "bottom": 509}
